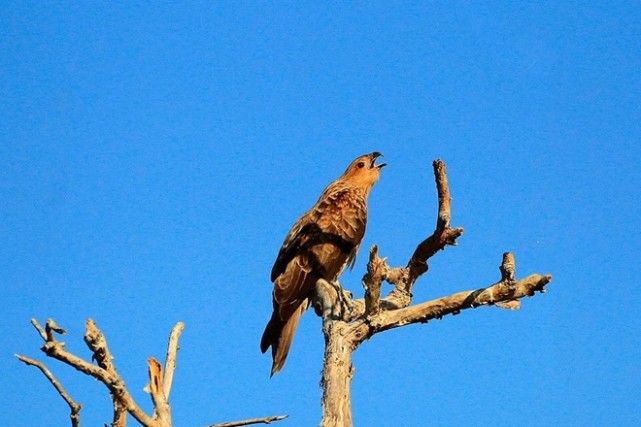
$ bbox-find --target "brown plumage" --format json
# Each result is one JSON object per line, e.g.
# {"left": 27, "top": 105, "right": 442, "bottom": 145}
{"left": 261, "top": 152, "right": 386, "bottom": 376}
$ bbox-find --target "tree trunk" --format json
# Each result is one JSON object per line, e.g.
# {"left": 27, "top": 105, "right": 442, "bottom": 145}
{"left": 320, "top": 321, "right": 355, "bottom": 427}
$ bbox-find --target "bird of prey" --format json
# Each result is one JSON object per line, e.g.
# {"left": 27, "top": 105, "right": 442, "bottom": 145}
{"left": 261, "top": 152, "right": 386, "bottom": 376}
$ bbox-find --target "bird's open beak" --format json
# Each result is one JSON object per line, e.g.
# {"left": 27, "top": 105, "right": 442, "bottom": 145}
{"left": 370, "top": 152, "right": 387, "bottom": 169}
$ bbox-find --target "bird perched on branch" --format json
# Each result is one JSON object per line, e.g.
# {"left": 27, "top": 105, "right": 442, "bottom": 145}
{"left": 261, "top": 152, "right": 386, "bottom": 376}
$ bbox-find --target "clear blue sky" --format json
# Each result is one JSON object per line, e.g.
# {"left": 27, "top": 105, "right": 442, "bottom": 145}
{"left": 2, "top": 2, "right": 640, "bottom": 426}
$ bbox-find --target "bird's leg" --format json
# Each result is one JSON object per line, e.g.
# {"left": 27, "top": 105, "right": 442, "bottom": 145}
{"left": 314, "top": 279, "right": 352, "bottom": 321}
{"left": 330, "top": 280, "right": 353, "bottom": 320}
{"left": 313, "top": 279, "right": 336, "bottom": 321}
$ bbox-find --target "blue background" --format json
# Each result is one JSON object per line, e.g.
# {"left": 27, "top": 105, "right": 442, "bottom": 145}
{"left": 2, "top": 2, "right": 640, "bottom": 426}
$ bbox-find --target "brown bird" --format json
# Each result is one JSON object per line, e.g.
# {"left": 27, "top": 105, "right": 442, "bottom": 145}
{"left": 261, "top": 152, "right": 386, "bottom": 376}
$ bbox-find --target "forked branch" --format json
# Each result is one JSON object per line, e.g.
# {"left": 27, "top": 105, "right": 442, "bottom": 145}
{"left": 18, "top": 319, "right": 286, "bottom": 427}
{"left": 361, "top": 267, "right": 552, "bottom": 337}
{"left": 317, "top": 159, "right": 552, "bottom": 427}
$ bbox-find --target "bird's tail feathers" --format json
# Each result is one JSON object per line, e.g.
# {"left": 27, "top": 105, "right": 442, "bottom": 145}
{"left": 260, "top": 300, "right": 306, "bottom": 377}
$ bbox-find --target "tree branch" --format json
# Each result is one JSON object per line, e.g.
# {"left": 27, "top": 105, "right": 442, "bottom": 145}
{"left": 362, "top": 245, "right": 385, "bottom": 316}
{"left": 148, "top": 358, "right": 171, "bottom": 426}
{"left": 365, "top": 272, "right": 551, "bottom": 335}
{"left": 163, "top": 322, "right": 184, "bottom": 400}
{"left": 30, "top": 318, "right": 47, "bottom": 341}
{"left": 15, "top": 354, "right": 82, "bottom": 427}
{"left": 84, "top": 318, "right": 127, "bottom": 426}
{"left": 495, "top": 252, "right": 522, "bottom": 310}
{"left": 207, "top": 415, "right": 288, "bottom": 427}
{"left": 406, "top": 159, "right": 463, "bottom": 288}
{"left": 499, "top": 252, "right": 516, "bottom": 282}
{"left": 32, "top": 318, "right": 158, "bottom": 426}
{"left": 24, "top": 319, "right": 285, "bottom": 427}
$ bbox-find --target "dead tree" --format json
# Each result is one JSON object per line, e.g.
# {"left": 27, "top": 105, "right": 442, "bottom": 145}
{"left": 312, "top": 159, "right": 552, "bottom": 427}
{"left": 17, "top": 159, "right": 550, "bottom": 427}
{"left": 16, "top": 319, "right": 286, "bottom": 427}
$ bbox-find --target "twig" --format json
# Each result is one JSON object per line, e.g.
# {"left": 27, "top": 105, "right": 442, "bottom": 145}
{"left": 30, "top": 318, "right": 47, "bottom": 341}
{"left": 207, "top": 415, "right": 288, "bottom": 427}
{"left": 163, "top": 322, "right": 184, "bottom": 400}
{"left": 15, "top": 354, "right": 82, "bottom": 427}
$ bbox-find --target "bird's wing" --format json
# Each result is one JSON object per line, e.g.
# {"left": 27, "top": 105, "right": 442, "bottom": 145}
{"left": 271, "top": 187, "right": 367, "bottom": 309}
{"left": 270, "top": 211, "right": 316, "bottom": 282}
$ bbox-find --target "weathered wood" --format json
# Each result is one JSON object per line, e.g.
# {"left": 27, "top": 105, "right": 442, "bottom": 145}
{"left": 316, "top": 159, "right": 552, "bottom": 426}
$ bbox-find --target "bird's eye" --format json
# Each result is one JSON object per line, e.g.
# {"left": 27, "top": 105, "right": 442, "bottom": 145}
{"left": 357, "top": 162, "right": 365, "bottom": 169}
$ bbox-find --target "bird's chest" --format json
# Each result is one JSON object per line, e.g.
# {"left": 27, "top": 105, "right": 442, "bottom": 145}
{"left": 313, "top": 189, "right": 367, "bottom": 257}
{"left": 328, "top": 190, "right": 367, "bottom": 219}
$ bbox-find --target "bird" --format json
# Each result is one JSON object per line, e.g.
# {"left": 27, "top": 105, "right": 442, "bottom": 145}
{"left": 261, "top": 152, "right": 386, "bottom": 376}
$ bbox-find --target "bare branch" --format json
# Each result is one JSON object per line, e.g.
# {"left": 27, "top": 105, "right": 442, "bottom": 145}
{"left": 207, "top": 415, "right": 288, "bottom": 427}
{"left": 45, "top": 318, "right": 67, "bottom": 341}
{"left": 366, "top": 273, "right": 552, "bottom": 334}
{"left": 30, "top": 318, "right": 47, "bottom": 341}
{"left": 83, "top": 319, "right": 127, "bottom": 426}
{"left": 35, "top": 319, "right": 156, "bottom": 426}
{"left": 26, "top": 318, "right": 288, "bottom": 427}
{"left": 435, "top": 159, "right": 452, "bottom": 230}
{"left": 16, "top": 354, "right": 81, "bottom": 427}
{"left": 499, "top": 252, "right": 516, "bottom": 282}
{"left": 163, "top": 322, "right": 185, "bottom": 400}
{"left": 496, "top": 252, "right": 521, "bottom": 310}
{"left": 362, "top": 245, "right": 385, "bottom": 316}
{"left": 148, "top": 358, "right": 171, "bottom": 425}
{"left": 82, "top": 319, "right": 127, "bottom": 425}
{"left": 83, "top": 319, "right": 115, "bottom": 370}
{"left": 377, "top": 267, "right": 411, "bottom": 311}
{"left": 406, "top": 159, "right": 463, "bottom": 287}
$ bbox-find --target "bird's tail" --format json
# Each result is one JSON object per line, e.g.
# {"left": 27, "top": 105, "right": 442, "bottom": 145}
{"left": 260, "top": 300, "right": 306, "bottom": 376}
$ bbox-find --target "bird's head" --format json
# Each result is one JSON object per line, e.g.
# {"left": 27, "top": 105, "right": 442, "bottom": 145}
{"left": 341, "top": 152, "right": 386, "bottom": 189}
